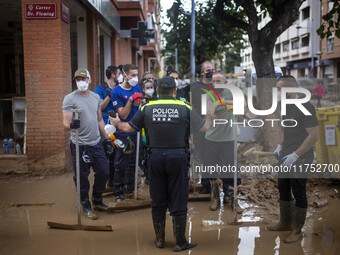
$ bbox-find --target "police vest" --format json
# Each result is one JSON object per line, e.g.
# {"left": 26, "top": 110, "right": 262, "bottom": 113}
{"left": 141, "top": 98, "right": 191, "bottom": 149}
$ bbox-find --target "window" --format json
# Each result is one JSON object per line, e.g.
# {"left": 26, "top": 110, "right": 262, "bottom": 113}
{"left": 275, "top": 44, "right": 281, "bottom": 53}
{"left": 328, "top": 2, "right": 334, "bottom": 20}
{"left": 283, "top": 41, "right": 289, "bottom": 52}
{"left": 301, "top": 34, "right": 310, "bottom": 47}
{"left": 291, "top": 38, "right": 299, "bottom": 49}
{"left": 327, "top": 33, "right": 334, "bottom": 53}
{"left": 302, "top": 7, "right": 310, "bottom": 20}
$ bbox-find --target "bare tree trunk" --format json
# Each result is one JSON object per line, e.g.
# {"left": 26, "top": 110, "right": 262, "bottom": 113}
{"left": 252, "top": 43, "right": 282, "bottom": 151}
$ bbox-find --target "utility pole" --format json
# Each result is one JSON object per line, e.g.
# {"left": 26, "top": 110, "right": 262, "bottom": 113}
{"left": 190, "top": 0, "right": 195, "bottom": 83}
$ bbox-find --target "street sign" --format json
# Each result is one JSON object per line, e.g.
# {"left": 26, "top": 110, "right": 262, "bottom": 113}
{"left": 131, "top": 21, "right": 155, "bottom": 47}
{"left": 61, "top": 4, "right": 70, "bottom": 24}
{"left": 25, "top": 3, "right": 57, "bottom": 19}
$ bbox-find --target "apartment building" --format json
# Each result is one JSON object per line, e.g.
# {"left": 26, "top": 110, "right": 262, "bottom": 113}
{"left": 319, "top": 0, "right": 340, "bottom": 88}
{"left": 241, "top": 0, "right": 321, "bottom": 79}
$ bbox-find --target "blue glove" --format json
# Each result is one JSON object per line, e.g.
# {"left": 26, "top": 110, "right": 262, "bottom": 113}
{"left": 281, "top": 152, "right": 299, "bottom": 167}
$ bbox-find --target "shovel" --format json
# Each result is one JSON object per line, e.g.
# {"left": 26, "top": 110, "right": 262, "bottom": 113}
{"left": 227, "top": 124, "right": 258, "bottom": 226}
{"left": 134, "top": 103, "right": 142, "bottom": 200}
{"left": 47, "top": 109, "right": 112, "bottom": 231}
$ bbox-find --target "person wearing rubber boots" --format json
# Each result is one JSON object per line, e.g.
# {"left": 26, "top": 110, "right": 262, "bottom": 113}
{"left": 204, "top": 71, "right": 242, "bottom": 212}
{"left": 109, "top": 77, "right": 215, "bottom": 252}
{"left": 191, "top": 61, "right": 215, "bottom": 194}
{"left": 111, "top": 64, "right": 143, "bottom": 200}
{"left": 268, "top": 75, "right": 319, "bottom": 243}
{"left": 62, "top": 68, "right": 114, "bottom": 220}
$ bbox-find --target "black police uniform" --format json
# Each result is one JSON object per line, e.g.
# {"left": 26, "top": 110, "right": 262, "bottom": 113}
{"left": 128, "top": 95, "right": 204, "bottom": 251}
{"left": 129, "top": 97, "right": 204, "bottom": 215}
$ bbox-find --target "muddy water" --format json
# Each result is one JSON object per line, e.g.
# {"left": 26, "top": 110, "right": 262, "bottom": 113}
{"left": 0, "top": 173, "right": 339, "bottom": 255}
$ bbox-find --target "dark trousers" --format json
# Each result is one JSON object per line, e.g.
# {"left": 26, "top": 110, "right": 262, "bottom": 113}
{"left": 149, "top": 149, "right": 189, "bottom": 216}
{"left": 316, "top": 96, "right": 322, "bottom": 108}
{"left": 70, "top": 140, "right": 109, "bottom": 195}
{"left": 277, "top": 155, "right": 313, "bottom": 208}
{"left": 194, "top": 132, "right": 210, "bottom": 189}
{"left": 114, "top": 134, "right": 141, "bottom": 195}
{"left": 108, "top": 150, "right": 116, "bottom": 186}
{"left": 204, "top": 139, "right": 241, "bottom": 192}
{"left": 278, "top": 178, "right": 307, "bottom": 208}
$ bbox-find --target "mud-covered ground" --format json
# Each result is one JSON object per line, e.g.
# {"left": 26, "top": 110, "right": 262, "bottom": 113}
{"left": 0, "top": 172, "right": 339, "bottom": 255}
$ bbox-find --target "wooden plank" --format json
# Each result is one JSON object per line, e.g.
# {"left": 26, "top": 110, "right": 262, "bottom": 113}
{"left": 47, "top": 222, "right": 112, "bottom": 231}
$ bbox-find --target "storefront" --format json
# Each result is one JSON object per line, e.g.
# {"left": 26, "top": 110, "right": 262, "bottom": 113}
{"left": 0, "top": 0, "right": 161, "bottom": 174}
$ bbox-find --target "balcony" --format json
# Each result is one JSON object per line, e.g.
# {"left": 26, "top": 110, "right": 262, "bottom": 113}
{"left": 115, "top": 0, "right": 146, "bottom": 21}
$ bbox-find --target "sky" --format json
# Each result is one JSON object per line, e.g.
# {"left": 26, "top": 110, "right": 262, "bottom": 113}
{"left": 159, "top": 0, "right": 205, "bottom": 27}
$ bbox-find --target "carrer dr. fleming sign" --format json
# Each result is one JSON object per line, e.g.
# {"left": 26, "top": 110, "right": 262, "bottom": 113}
{"left": 25, "top": 3, "right": 57, "bottom": 19}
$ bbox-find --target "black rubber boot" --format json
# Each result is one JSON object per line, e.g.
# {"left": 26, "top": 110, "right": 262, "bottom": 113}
{"left": 172, "top": 215, "right": 197, "bottom": 252}
{"left": 152, "top": 214, "right": 166, "bottom": 248}
{"left": 81, "top": 193, "right": 97, "bottom": 220}
{"left": 284, "top": 205, "right": 307, "bottom": 243}
{"left": 268, "top": 200, "right": 293, "bottom": 231}
{"left": 92, "top": 192, "right": 108, "bottom": 212}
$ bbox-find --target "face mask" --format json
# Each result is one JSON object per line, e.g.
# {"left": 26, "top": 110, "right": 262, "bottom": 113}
{"left": 128, "top": 77, "right": 138, "bottom": 87}
{"left": 117, "top": 74, "right": 124, "bottom": 84}
{"left": 145, "top": 88, "right": 154, "bottom": 97}
{"left": 175, "top": 80, "right": 179, "bottom": 87}
{"left": 77, "top": 81, "right": 89, "bottom": 91}
{"left": 206, "top": 71, "right": 213, "bottom": 79}
{"left": 216, "top": 88, "right": 224, "bottom": 94}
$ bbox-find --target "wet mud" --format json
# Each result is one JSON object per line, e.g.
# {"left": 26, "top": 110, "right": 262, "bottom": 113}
{"left": 0, "top": 173, "right": 339, "bottom": 255}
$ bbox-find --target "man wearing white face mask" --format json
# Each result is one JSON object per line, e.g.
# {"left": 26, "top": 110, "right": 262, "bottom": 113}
{"left": 62, "top": 68, "right": 114, "bottom": 220}
{"left": 111, "top": 64, "right": 143, "bottom": 200}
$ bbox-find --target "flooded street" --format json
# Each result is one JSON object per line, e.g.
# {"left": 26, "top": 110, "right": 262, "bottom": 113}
{"left": 0, "top": 173, "right": 339, "bottom": 255}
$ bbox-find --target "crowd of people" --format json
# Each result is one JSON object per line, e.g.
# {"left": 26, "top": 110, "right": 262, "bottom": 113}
{"left": 62, "top": 61, "right": 319, "bottom": 251}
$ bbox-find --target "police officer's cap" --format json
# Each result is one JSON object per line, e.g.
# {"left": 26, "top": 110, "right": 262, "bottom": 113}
{"left": 158, "top": 77, "right": 176, "bottom": 89}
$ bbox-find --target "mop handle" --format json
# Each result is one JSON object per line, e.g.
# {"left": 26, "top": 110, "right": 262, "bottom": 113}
{"left": 72, "top": 109, "right": 82, "bottom": 225}
{"left": 233, "top": 124, "right": 238, "bottom": 222}
{"left": 134, "top": 103, "right": 142, "bottom": 200}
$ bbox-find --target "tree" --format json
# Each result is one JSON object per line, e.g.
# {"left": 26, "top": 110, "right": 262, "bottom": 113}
{"left": 317, "top": 0, "right": 340, "bottom": 39}
{"left": 162, "top": 0, "right": 244, "bottom": 77}
{"left": 214, "top": 0, "right": 305, "bottom": 150}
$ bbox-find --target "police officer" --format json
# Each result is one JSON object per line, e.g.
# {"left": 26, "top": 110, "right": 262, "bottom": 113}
{"left": 109, "top": 77, "right": 215, "bottom": 252}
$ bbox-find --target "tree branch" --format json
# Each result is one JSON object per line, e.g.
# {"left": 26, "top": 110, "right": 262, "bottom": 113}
{"left": 260, "top": 0, "right": 304, "bottom": 45}
{"left": 213, "top": 0, "right": 249, "bottom": 31}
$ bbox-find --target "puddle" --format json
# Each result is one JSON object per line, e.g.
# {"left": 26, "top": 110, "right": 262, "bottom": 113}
{"left": 237, "top": 227, "right": 260, "bottom": 254}
{"left": 0, "top": 174, "right": 339, "bottom": 255}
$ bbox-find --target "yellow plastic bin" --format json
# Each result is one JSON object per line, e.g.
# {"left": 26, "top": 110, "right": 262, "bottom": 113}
{"left": 323, "top": 106, "right": 340, "bottom": 165}
{"left": 315, "top": 108, "right": 329, "bottom": 164}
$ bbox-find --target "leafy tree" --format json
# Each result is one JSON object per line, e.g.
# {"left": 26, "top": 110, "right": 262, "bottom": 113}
{"left": 317, "top": 0, "right": 340, "bottom": 39}
{"left": 162, "top": 0, "right": 244, "bottom": 77}
{"left": 214, "top": 0, "right": 306, "bottom": 149}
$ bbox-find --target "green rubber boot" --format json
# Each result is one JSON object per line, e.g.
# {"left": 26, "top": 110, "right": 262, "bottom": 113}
{"left": 284, "top": 205, "right": 307, "bottom": 243}
{"left": 209, "top": 180, "right": 220, "bottom": 211}
{"left": 268, "top": 200, "right": 293, "bottom": 231}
